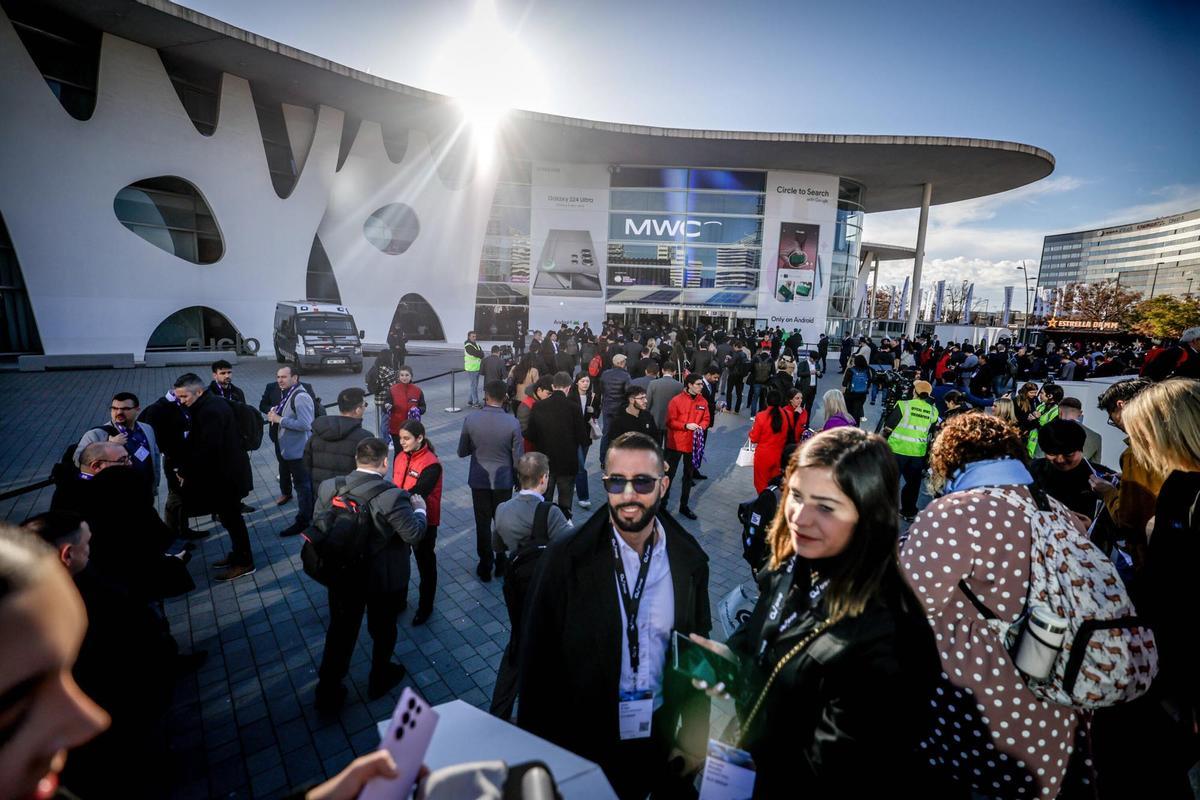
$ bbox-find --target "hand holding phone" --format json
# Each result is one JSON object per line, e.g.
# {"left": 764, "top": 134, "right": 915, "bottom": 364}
{"left": 673, "top": 631, "right": 739, "bottom": 691}
{"left": 358, "top": 688, "right": 438, "bottom": 800}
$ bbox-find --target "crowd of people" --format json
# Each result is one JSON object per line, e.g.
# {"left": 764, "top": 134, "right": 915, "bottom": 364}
{"left": 4, "top": 318, "right": 1200, "bottom": 800}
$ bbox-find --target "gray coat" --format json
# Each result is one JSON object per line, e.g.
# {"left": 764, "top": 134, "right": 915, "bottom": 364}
{"left": 277, "top": 387, "right": 315, "bottom": 461}
{"left": 647, "top": 376, "right": 684, "bottom": 430}
{"left": 457, "top": 405, "right": 524, "bottom": 489}
{"left": 492, "top": 491, "right": 573, "bottom": 553}
{"left": 315, "top": 470, "right": 427, "bottom": 593}
{"left": 481, "top": 354, "right": 507, "bottom": 384}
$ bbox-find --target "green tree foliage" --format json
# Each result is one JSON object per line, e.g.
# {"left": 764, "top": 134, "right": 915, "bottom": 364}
{"left": 1131, "top": 294, "right": 1200, "bottom": 339}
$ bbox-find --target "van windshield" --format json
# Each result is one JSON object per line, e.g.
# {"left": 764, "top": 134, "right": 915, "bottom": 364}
{"left": 296, "top": 314, "right": 357, "bottom": 336}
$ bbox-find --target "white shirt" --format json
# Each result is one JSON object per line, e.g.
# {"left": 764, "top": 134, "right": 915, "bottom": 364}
{"left": 612, "top": 521, "right": 674, "bottom": 710}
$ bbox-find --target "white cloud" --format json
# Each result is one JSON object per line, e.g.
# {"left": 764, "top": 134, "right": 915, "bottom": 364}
{"left": 1078, "top": 184, "right": 1200, "bottom": 230}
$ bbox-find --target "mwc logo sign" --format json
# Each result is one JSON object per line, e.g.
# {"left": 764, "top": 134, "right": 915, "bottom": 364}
{"left": 624, "top": 218, "right": 723, "bottom": 238}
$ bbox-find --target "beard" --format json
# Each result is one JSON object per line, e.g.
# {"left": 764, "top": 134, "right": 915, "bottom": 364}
{"left": 609, "top": 495, "right": 661, "bottom": 533}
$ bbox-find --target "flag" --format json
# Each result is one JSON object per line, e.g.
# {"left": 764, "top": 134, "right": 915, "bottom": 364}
{"left": 898, "top": 276, "right": 911, "bottom": 320}
{"left": 1001, "top": 286, "right": 1014, "bottom": 326}
{"left": 962, "top": 282, "right": 975, "bottom": 324}
{"left": 933, "top": 280, "right": 946, "bottom": 322}
{"left": 887, "top": 287, "right": 901, "bottom": 319}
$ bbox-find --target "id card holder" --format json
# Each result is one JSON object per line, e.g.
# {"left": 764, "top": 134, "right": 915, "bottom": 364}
{"left": 134, "top": 445, "right": 150, "bottom": 462}
{"left": 617, "top": 690, "right": 653, "bottom": 740}
{"left": 699, "top": 739, "right": 756, "bottom": 800}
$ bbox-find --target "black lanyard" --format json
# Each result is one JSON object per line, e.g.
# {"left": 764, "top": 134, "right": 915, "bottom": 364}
{"left": 611, "top": 532, "right": 655, "bottom": 678}
{"left": 755, "top": 557, "right": 829, "bottom": 667}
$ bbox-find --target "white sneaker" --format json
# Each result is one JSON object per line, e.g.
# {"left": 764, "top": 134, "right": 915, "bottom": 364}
{"left": 579, "top": 499, "right": 592, "bottom": 509}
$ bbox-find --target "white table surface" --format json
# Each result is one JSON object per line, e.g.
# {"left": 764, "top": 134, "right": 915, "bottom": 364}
{"left": 377, "top": 699, "right": 617, "bottom": 798}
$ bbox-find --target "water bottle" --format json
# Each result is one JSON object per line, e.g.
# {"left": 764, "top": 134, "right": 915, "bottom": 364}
{"left": 1013, "top": 604, "right": 1068, "bottom": 681}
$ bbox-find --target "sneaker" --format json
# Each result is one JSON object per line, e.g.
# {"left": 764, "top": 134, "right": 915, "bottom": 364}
{"left": 367, "top": 662, "right": 408, "bottom": 700}
{"left": 578, "top": 499, "right": 592, "bottom": 509}
{"left": 214, "top": 563, "right": 256, "bottom": 582}
{"left": 211, "top": 552, "right": 234, "bottom": 569}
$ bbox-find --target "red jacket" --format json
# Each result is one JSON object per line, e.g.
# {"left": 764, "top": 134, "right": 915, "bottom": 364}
{"left": 388, "top": 382, "right": 426, "bottom": 435}
{"left": 665, "top": 390, "right": 711, "bottom": 453}
{"left": 934, "top": 352, "right": 952, "bottom": 381}
{"left": 392, "top": 444, "right": 442, "bottom": 526}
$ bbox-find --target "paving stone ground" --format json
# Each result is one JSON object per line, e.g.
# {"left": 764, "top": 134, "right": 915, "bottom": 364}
{"left": 0, "top": 352, "right": 889, "bottom": 799}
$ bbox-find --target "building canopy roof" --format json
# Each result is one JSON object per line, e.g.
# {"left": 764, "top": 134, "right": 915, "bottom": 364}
{"left": 55, "top": 0, "right": 1055, "bottom": 213}
{"left": 860, "top": 242, "right": 918, "bottom": 262}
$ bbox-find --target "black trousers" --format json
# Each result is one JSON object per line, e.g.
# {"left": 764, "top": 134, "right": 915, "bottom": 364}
{"left": 544, "top": 473, "right": 575, "bottom": 520}
{"left": 845, "top": 391, "right": 866, "bottom": 423}
{"left": 213, "top": 497, "right": 252, "bottom": 566}
{"left": 413, "top": 524, "right": 437, "bottom": 614}
{"left": 725, "top": 376, "right": 746, "bottom": 412}
{"left": 318, "top": 581, "right": 406, "bottom": 687}
{"left": 490, "top": 633, "right": 520, "bottom": 721}
{"left": 605, "top": 705, "right": 695, "bottom": 800}
{"left": 895, "top": 453, "right": 925, "bottom": 517}
{"left": 663, "top": 448, "right": 695, "bottom": 510}
{"left": 471, "top": 487, "right": 512, "bottom": 570}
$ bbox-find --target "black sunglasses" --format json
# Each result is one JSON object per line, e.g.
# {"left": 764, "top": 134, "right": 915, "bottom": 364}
{"left": 602, "top": 474, "right": 662, "bottom": 494}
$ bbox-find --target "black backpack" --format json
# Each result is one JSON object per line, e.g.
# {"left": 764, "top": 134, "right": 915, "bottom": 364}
{"left": 752, "top": 358, "right": 772, "bottom": 385}
{"left": 501, "top": 501, "right": 554, "bottom": 662}
{"left": 229, "top": 401, "right": 264, "bottom": 451}
{"left": 738, "top": 485, "right": 780, "bottom": 578}
{"left": 300, "top": 479, "right": 391, "bottom": 587}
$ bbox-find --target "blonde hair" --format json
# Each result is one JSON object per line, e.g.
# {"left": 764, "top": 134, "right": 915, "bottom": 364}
{"left": 821, "top": 389, "right": 849, "bottom": 420}
{"left": 775, "top": 358, "right": 795, "bottom": 374}
{"left": 1123, "top": 378, "right": 1200, "bottom": 479}
{"left": 991, "top": 396, "right": 1018, "bottom": 426}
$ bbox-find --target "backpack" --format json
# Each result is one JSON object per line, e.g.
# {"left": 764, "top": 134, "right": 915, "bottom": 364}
{"left": 501, "top": 501, "right": 554, "bottom": 658}
{"left": 588, "top": 354, "right": 603, "bottom": 377}
{"left": 300, "top": 479, "right": 392, "bottom": 587}
{"left": 959, "top": 484, "right": 1157, "bottom": 710}
{"left": 229, "top": 401, "right": 264, "bottom": 451}
{"left": 51, "top": 442, "right": 82, "bottom": 490}
{"left": 289, "top": 386, "right": 326, "bottom": 419}
{"left": 738, "top": 485, "right": 780, "bottom": 578}
{"left": 752, "top": 358, "right": 772, "bottom": 385}
{"left": 849, "top": 367, "right": 869, "bottom": 394}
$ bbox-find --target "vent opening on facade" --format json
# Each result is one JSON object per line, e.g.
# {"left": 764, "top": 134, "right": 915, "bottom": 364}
{"left": 381, "top": 123, "right": 408, "bottom": 165}
{"left": 337, "top": 115, "right": 362, "bottom": 171}
{"left": 306, "top": 235, "right": 341, "bottom": 302}
{"left": 114, "top": 176, "right": 224, "bottom": 264}
{"left": 390, "top": 293, "right": 444, "bottom": 341}
{"left": 2, "top": 0, "right": 101, "bottom": 120}
{"left": 159, "top": 51, "right": 221, "bottom": 136}
{"left": 0, "top": 212, "right": 43, "bottom": 354}
{"left": 147, "top": 306, "right": 240, "bottom": 351}
{"left": 249, "top": 83, "right": 299, "bottom": 198}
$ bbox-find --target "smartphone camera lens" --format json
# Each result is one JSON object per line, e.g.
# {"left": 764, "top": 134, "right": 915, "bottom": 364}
{"left": 402, "top": 712, "right": 410, "bottom": 725}
{"left": 408, "top": 698, "right": 416, "bottom": 710}
{"left": 415, "top": 706, "right": 422, "bottom": 715}
{"left": 395, "top": 727, "right": 404, "bottom": 740}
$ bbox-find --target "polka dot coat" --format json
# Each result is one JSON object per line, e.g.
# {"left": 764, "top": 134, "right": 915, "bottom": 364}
{"left": 900, "top": 485, "right": 1083, "bottom": 798}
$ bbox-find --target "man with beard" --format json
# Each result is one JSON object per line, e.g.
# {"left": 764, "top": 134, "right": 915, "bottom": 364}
{"left": 518, "top": 432, "right": 711, "bottom": 800}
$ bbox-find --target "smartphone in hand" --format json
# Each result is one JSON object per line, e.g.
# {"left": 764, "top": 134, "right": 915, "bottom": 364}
{"left": 358, "top": 688, "right": 439, "bottom": 800}
{"left": 672, "top": 631, "right": 738, "bottom": 688}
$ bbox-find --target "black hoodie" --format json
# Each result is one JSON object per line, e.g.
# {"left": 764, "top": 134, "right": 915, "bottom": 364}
{"left": 303, "top": 415, "right": 372, "bottom": 486}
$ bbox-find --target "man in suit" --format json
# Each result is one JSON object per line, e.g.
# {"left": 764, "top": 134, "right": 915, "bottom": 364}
{"left": 458, "top": 379, "right": 524, "bottom": 581}
{"left": 646, "top": 363, "right": 684, "bottom": 448}
{"left": 1058, "top": 397, "right": 1103, "bottom": 463}
{"left": 489, "top": 452, "right": 573, "bottom": 720}
{"left": 518, "top": 432, "right": 711, "bottom": 800}
{"left": 527, "top": 371, "right": 590, "bottom": 519}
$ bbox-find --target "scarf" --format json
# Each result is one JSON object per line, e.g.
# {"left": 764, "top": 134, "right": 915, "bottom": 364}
{"left": 943, "top": 457, "right": 1034, "bottom": 495}
{"left": 691, "top": 427, "right": 706, "bottom": 470}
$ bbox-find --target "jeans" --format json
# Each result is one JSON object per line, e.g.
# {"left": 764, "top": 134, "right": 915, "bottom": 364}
{"left": 993, "top": 375, "right": 1012, "bottom": 397}
{"left": 725, "top": 376, "right": 746, "bottom": 412}
{"left": 663, "top": 448, "right": 696, "bottom": 510}
{"left": 283, "top": 457, "right": 314, "bottom": 527}
{"left": 870, "top": 381, "right": 883, "bottom": 404}
{"left": 575, "top": 443, "right": 592, "bottom": 502}
{"left": 747, "top": 382, "right": 760, "bottom": 414}
{"left": 413, "top": 524, "right": 437, "bottom": 615}
{"left": 468, "top": 370, "right": 480, "bottom": 406}
{"left": 318, "top": 583, "right": 406, "bottom": 688}
{"left": 274, "top": 437, "right": 293, "bottom": 496}
{"left": 471, "top": 487, "right": 512, "bottom": 571}
{"left": 544, "top": 474, "right": 575, "bottom": 520}
{"left": 895, "top": 453, "right": 926, "bottom": 517}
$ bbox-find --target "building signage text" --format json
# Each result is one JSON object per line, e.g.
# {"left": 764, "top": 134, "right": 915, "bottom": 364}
{"left": 623, "top": 218, "right": 723, "bottom": 238}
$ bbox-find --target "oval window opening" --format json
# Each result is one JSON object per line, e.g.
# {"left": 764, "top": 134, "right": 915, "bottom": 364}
{"left": 364, "top": 203, "right": 420, "bottom": 255}
{"left": 114, "top": 176, "right": 223, "bottom": 264}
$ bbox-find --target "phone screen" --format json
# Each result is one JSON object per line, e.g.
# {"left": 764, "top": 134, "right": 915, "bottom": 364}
{"left": 672, "top": 631, "right": 739, "bottom": 687}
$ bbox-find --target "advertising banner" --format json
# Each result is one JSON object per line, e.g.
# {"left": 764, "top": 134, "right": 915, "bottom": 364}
{"left": 528, "top": 163, "right": 609, "bottom": 332}
{"left": 933, "top": 280, "right": 945, "bottom": 323}
{"left": 962, "top": 282, "right": 975, "bottom": 324}
{"left": 1002, "top": 286, "right": 1014, "bottom": 326}
{"left": 758, "top": 171, "right": 839, "bottom": 340}
{"left": 887, "top": 286, "right": 900, "bottom": 320}
{"left": 898, "top": 276, "right": 911, "bottom": 321}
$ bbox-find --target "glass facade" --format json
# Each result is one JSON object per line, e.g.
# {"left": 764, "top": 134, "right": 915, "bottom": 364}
{"left": 0, "top": 212, "right": 42, "bottom": 354}
{"left": 1036, "top": 208, "right": 1200, "bottom": 302}
{"left": 3, "top": 0, "right": 101, "bottom": 121}
{"left": 473, "top": 160, "right": 531, "bottom": 337}
{"left": 826, "top": 181, "right": 865, "bottom": 332}
{"left": 607, "top": 168, "right": 765, "bottom": 308}
{"left": 113, "top": 176, "right": 224, "bottom": 264}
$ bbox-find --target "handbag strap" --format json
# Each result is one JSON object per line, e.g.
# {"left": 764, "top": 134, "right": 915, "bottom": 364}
{"left": 736, "top": 619, "right": 831, "bottom": 748}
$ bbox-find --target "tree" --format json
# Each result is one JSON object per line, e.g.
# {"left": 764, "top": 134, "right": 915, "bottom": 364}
{"left": 1131, "top": 295, "right": 1200, "bottom": 339}
{"left": 1056, "top": 280, "right": 1142, "bottom": 325}
{"left": 942, "top": 281, "right": 970, "bottom": 324}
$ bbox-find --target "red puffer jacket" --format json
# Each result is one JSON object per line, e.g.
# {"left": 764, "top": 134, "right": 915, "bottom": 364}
{"left": 392, "top": 444, "right": 442, "bottom": 526}
{"left": 388, "top": 382, "right": 426, "bottom": 435}
{"left": 665, "top": 390, "right": 711, "bottom": 453}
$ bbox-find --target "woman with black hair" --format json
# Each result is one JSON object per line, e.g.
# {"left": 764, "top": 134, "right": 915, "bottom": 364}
{"left": 691, "top": 428, "right": 940, "bottom": 797}
{"left": 392, "top": 420, "right": 442, "bottom": 626}
{"left": 842, "top": 354, "right": 872, "bottom": 422}
{"left": 749, "top": 390, "right": 794, "bottom": 493}
{"left": 568, "top": 372, "right": 600, "bottom": 510}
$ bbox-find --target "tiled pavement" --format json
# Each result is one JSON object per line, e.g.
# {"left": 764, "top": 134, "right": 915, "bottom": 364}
{"left": 0, "top": 353, "right": 889, "bottom": 799}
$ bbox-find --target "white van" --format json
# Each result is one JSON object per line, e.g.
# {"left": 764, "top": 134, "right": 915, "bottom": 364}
{"left": 273, "top": 301, "right": 364, "bottom": 372}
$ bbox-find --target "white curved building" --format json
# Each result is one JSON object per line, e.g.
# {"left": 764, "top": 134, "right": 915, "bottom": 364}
{"left": 0, "top": 0, "right": 1056, "bottom": 364}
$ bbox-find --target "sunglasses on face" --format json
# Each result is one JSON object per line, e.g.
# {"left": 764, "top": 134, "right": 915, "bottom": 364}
{"left": 602, "top": 474, "right": 662, "bottom": 494}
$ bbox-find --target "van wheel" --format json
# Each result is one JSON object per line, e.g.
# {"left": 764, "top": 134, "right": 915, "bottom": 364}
{"left": 351, "top": 364, "right": 363, "bottom": 374}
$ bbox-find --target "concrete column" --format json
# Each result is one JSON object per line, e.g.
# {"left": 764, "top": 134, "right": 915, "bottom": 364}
{"left": 904, "top": 182, "right": 933, "bottom": 341}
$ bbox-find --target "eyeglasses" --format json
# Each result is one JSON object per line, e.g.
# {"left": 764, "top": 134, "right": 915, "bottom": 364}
{"left": 602, "top": 474, "right": 662, "bottom": 494}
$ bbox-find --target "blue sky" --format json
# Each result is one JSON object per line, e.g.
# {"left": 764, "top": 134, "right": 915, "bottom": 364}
{"left": 181, "top": 0, "right": 1200, "bottom": 308}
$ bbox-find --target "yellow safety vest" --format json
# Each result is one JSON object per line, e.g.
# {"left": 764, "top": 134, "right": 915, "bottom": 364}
{"left": 463, "top": 342, "right": 482, "bottom": 372}
{"left": 1026, "top": 403, "right": 1060, "bottom": 457}
{"left": 888, "top": 398, "right": 939, "bottom": 457}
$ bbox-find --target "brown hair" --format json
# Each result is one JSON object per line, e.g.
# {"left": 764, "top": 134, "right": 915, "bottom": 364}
{"left": 928, "top": 414, "right": 1026, "bottom": 486}
{"left": 765, "top": 427, "right": 901, "bottom": 623}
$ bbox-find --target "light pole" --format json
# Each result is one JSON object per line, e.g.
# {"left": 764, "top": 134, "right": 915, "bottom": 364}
{"left": 1016, "top": 261, "right": 1037, "bottom": 345}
